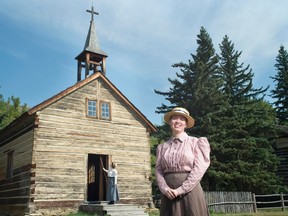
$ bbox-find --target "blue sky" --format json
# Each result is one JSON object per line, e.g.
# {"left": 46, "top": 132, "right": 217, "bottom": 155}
{"left": 0, "top": 0, "right": 288, "bottom": 125}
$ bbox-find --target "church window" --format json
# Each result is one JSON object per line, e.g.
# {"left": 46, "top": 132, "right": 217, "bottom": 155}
{"left": 100, "top": 101, "right": 111, "bottom": 120}
{"left": 87, "top": 99, "right": 97, "bottom": 118}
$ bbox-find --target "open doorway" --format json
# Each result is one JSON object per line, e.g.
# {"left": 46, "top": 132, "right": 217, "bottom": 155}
{"left": 87, "top": 154, "right": 109, "bottom": 202}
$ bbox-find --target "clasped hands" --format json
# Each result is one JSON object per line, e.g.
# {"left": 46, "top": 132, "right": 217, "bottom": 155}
{"left": 166, "top": 188, "right": 179, "bottom": 200}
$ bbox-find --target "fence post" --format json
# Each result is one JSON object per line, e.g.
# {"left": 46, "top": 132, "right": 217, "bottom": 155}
{"left": 252, "top": 193, "right": 257, "bottom": 213}
{"left": 281, "top": 193, "right": 285, "bottom": 211}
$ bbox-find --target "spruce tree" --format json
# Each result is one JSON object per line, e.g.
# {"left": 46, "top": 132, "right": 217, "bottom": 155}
{"left": 271, "top": 45, "right": 288, "bottom": 125}
{"left": 154, "top": 27, "right": 224, "bottom": 190}
{"left": 152, "top": 29, "right": 283, "bottom": 194}
{"left": 154, "top": 27, "right": 223, "bottom": 136}
{"left": 215, "top": 36, "right": 281, "bottom": 193}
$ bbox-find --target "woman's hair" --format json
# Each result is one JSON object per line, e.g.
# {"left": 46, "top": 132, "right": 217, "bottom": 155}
{"left": 111, "top": 162, "right": 117, "bottom": 168}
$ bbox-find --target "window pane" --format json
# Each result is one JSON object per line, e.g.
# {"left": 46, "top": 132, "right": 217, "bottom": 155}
{"left": 101, "top": 102, "right": 110, "bottom": 119}
{"left": 87, "top": 100, "right": 97, "bottom": 117}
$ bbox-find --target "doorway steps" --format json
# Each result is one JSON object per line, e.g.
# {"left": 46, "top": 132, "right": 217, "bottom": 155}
{"left": 79, "top": 203, "right": 149, "bottom": 216}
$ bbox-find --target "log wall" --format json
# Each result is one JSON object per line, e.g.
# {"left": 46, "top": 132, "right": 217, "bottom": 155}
{"left": 31, "top": 79, "right": 152, "bottom": 214}
{"left": 0, "top": 130, "right": 34, "bottom": 216}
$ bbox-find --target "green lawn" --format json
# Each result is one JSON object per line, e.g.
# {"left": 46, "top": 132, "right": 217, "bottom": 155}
{"left": 210, "top": 212, "right": 287, "bottom": 216}
{"left": 67, "top": 209, "right": 287, "bottom": 216}
{"left": 210, "top": 208, "right": 287, "bottom": 216}
{"left": 145, "top": 208, "right": 288, "bottom": 216}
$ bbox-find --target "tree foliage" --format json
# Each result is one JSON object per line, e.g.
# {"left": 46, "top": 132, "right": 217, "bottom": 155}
{"left": 0, "top": 91, "right": 28, "bottom": 130}
{"left": 211, "top": 36, "right": 281, "bottom": 193}
{"left": 270, "top": 45, "right": 288, "bottom": 125}
{"left": 219, "top": 35, "right": 267, "bottom": 104}
{"left": 155, "top": 27, "right": 224, "bottom": 136}
{"left": 152, "top": 28, "right": 283, "bottom": 195}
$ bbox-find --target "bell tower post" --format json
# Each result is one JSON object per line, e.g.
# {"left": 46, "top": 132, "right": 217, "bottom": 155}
{"left": 75, "top": 6, "right": 108, "bottom": 82}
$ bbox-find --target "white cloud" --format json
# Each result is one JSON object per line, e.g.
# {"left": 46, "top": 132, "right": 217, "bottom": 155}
{"left": 1, "top": 0, "right": 288, "bottom": 124}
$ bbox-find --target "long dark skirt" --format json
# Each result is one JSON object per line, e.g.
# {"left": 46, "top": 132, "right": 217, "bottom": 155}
{"left": 160, "top": 172, "right": 209, "bottom": 216}
{"left": 107, "top": 177, "right": 119, "bottom": 202}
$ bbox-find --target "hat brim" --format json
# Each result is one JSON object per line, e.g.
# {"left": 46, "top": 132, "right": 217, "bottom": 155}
{"left": 164, "top": 111, "right": 194, "bottom": 128}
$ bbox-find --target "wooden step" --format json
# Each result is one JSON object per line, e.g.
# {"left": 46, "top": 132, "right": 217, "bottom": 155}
{"left": 79, "top": 203, "right": 148, "bottom": 216}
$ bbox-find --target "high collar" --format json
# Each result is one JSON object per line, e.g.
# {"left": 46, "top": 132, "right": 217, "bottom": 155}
{"left": 171, "top": 132, "right": 188, "bottom": 142}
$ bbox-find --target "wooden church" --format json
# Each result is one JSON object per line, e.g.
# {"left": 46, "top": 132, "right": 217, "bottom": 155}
{"left": 0, "top": 6, "right": 157, "bottom": 216}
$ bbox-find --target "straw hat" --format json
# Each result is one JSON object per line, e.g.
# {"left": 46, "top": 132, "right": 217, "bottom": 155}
{"left": 164, "top": 107, "right": 195, "bottom": 128}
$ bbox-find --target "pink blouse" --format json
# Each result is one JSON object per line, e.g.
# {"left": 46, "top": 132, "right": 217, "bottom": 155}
{"left": 155, "top": 132, "right": 210, "bottom": 196}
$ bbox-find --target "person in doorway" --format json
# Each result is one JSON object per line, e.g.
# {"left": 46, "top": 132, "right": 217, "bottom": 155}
{"left": 155, "top": 107, "right": 211, "bottom": 216}
{"left": 103, "top": 162, "right": 119, "bottom": 204}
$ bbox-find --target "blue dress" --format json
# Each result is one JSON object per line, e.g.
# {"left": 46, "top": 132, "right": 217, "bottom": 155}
{"left": 104, "top": 168, "right": 119, "bottom": 202}
{"left": 107, "top": 176, "right": 119, "bottom": 201}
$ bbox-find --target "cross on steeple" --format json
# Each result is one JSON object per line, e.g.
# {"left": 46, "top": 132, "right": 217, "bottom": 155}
{"left": 75, "top": 5, "right": 108, "bottom": 81}
{"left": 86, "top": 6, "right": 99, "bottom": 21}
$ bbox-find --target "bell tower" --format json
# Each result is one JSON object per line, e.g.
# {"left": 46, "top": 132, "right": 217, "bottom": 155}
{"left": 75, "top": 6, "right": 108, "bottom": 81}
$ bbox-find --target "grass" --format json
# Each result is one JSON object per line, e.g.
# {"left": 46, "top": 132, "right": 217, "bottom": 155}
{"left": 67, "top": 208, "right": 288, "bottom": 216}
{"left": 210, "top": 208, "right": 288, "bottom": 216}
{"left": 145, "top": 208, "right": 288, "bottom": 216}
{"left": 67, "top": 212, "right": 99, "bottom": 216}
{"left": 210, "top": 212, "right": 287, "bottom": 216}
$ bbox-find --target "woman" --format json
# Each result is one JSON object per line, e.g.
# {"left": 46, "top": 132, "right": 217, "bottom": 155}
{"left": 103, "top": 162, "right": 119, "bottom": 204}
{"left": 155, "top": 107, "right": 210, "bottom": 216}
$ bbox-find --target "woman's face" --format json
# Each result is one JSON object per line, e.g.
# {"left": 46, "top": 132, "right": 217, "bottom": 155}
{"left": 169, "top": 114, "right": 187, "bottom": 134}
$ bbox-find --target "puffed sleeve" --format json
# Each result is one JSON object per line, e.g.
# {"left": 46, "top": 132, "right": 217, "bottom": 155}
{"left": 175, "top": 137, "right": 210, "bottom": 196}
{"left": 155, "top": 144, "right": 170, "bottom": 195}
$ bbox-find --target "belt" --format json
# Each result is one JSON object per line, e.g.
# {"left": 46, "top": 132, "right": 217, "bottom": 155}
{"left": 164, "top": 171, "right": 190, "bottom": 176}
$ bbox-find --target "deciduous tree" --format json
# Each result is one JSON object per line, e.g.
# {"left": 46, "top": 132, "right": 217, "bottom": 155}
{"left": 0, "top": 91, "right": 28, "bottom": 130}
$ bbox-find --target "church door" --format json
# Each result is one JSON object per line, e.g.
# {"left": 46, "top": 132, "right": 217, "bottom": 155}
{"left": 87, "top": 154, "right": 109, "bottom": 202}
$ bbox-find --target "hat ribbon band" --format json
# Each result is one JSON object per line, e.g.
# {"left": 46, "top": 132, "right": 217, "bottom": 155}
{"left": 174, "top": 109, "right": 188, "bottom": 115}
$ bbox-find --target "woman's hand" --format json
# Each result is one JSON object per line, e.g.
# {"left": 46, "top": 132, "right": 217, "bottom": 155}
{"left": 166, "top": 189, "right": 179, "bottom": 200}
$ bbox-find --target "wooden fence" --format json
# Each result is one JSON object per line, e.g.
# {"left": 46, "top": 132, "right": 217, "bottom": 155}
{"left": 153, "top": 192, "right": 288, "bottom": 214}
{"left": 205, "top": 191, "right": 254, "bottom": 213}
{"left": 253, "top": 193, "right": 288, "bottom": 212}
